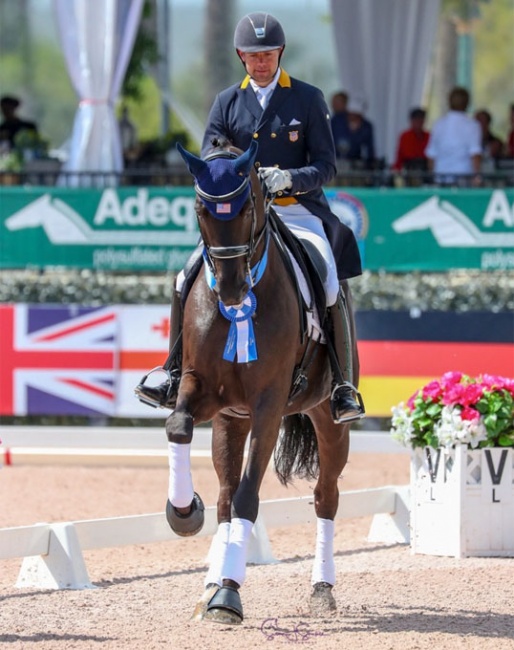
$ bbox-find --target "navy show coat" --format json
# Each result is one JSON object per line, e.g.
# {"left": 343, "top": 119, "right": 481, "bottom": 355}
{"left": 202, "top": 69, "right": 362, "bottom": 280}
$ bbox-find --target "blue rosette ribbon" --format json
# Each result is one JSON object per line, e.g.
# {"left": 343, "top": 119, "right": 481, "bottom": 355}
{"left": 203, "top": 235, "right": 269, "bottom": 363}
{"left": 218, "top": 292, "right": 257, "bottom": 362}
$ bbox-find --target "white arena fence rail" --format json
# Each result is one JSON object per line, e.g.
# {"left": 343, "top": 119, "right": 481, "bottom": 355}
{"left": 0, "top": 486, "right": 410, "bottom": 591}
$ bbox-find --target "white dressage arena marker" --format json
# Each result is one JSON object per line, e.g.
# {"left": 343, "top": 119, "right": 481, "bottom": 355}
{"left": 0, "top": 487, "right": 410, "bottom": 590}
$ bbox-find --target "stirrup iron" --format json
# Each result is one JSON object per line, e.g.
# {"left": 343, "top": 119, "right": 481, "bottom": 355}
{"left": 134, "top": 366, "right": 175, "bottom": 408}
{"left": 330, "top": 380, "right": 365, "bottom": 424}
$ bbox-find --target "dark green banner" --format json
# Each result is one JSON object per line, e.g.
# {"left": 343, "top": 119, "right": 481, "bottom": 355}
{"left": 1, "top": 185, "right": 513, "bottom": 271}
{"left": 325, "top": 188, "right": 514, "bottom": 271}
{"left": 0, "top": 186, "right": 200, "bottom": 271}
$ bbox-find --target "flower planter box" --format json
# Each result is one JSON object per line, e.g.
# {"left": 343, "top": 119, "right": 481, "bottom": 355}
{"left": 410, "top": 445, "right": 514, "bottom": 558}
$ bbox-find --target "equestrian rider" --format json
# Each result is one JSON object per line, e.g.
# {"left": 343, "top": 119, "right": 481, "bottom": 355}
{"left": 136, "top": 11, "right": 365, "bottom": 423}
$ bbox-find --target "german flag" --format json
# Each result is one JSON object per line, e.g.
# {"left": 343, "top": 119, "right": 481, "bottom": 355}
{"left": 356, "top": 311, "right": 514, "bottom": 417}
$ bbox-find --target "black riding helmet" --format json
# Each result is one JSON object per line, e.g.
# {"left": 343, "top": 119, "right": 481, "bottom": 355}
{"left": 234, "top": 12, "right": 286, "bottom": 54}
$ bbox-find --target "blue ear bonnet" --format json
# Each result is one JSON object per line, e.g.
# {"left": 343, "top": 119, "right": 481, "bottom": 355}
{"left": 195, "top": 157, "right": 250, "bottom": 220}
{"left": 177, "top": 141, "right": 259, "bottom": 221}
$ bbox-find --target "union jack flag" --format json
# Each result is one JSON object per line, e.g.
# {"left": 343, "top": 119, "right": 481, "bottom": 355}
{"left": 0, "top": 305, "right": 117, "bottom": 416}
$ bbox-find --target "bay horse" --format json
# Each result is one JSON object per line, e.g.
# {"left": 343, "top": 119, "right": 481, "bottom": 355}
{"left": 165, "top": 139, "right": 360, "bottom": 625}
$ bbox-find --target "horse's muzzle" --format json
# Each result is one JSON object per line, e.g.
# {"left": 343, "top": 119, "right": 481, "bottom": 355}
{"left": 217, "top": 280, "right": 250, "bottom": 307}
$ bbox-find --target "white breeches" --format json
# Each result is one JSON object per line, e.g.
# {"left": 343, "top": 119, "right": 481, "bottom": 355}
{"left": 273, "top": 204, "right": 339, "bottom": 307}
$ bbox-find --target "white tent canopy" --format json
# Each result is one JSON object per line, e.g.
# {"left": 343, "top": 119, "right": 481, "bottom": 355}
{"left": 330, "top": 0, "right": 441, "bottom": 164}
{"left": 53, "top": 0, "right": 144, "bottom": 175}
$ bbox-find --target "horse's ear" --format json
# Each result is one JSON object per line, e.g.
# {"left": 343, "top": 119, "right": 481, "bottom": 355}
{"left": 176, "top": 142, "right": 207, "bottom": 177}
{"left": 233, "top": 140, "right": 259, "bottom": 176}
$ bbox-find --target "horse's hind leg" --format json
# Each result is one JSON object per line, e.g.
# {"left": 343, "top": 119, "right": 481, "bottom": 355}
{"left": 306, "top": 404, "right": 350, "bottom": 614}
{"left": 193, "top": 413, "right": 250, "bottom": 623}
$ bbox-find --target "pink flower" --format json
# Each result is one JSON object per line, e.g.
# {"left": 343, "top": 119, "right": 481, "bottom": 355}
{"left": 407, "top": 390, "right": 420, "bottom": 409}
{"left": 480, "top": 374, "right": 514, "bottom": 397}
{"left": 459, "top": 383, "right": 484, "bottom": 407}
{"left": 421, "top": 380, "right": 443, "bottom": 402}
{"left": 461, "top": 405, "right": 480, "bottom": 421}
{"left": 440, "top": 371, "right": 464, "bottom": 389}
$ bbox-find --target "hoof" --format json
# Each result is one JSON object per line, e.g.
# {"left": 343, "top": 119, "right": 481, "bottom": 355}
{"left": 310, "top": 582, "right": 337, "bottom": 615}
{"left": 166, "top": 493, "right": 205, "bottom": 537}
{"left": 204, "top": 586, "right": 243, "bottom": 625}
{"left": 191, "top": 583, "right": 220, "bottom": 621}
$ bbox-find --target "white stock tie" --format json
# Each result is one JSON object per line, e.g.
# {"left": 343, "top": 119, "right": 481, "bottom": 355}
{"left": 257, "top": 88, "right": 270, "bottom": 111}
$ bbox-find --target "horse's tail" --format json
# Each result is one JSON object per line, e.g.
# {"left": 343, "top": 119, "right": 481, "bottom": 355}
{"left": 273, "top": 414, "right": 319, "bottom": 486}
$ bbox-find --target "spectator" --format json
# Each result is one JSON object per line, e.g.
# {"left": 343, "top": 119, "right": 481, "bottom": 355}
{"left": 507, "top": 103, "right": 514, "bottom": 158}
{"left": 118, "top": 105, "right": 138, "bottom": 163}
{"left": 425, "top": 86, "right": 482, "bottom": 184}
{"left": 0, "top": 95, "right": 38, "bottom": 150}
{"left": 331, "top": 91, "right": 348, "bottom": 116}
{"left": 393, "top": 107, "right": 429, "bottom": 171}
{"left": 333, "top": 96, "right": 375, "bottom": 169}
{"left": 474, "top": 109, "right": 503, "bottom": 170}
{"left": 330, "top": 91, "right": 349, "bottom": 157}
{"left": 330, "top": 91, "right": 350, "bottom": 158}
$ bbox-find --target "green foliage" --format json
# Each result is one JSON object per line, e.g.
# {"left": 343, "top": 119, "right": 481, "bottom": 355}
{"left": 122, "top": 1, "right": 159, "bottom": 103}
{"left": 409, "top": 395, "right": 443, "bottom": 449}
{"left": 442, "top": 0, "right": 490, "bottom": 19}
{"left": 473, "top": 0, "right": 514, "bottom": 139}
{"left": 476, "top": 389, "right": 514, "bottom": 447}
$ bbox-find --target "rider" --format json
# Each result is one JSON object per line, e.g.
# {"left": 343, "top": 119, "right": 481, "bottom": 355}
{"left": 136, "top": 11, "right": 364, "bottom": 423}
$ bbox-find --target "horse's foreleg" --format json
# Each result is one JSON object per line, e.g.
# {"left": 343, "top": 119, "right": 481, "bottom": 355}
{"left": 205, "top": 413, "right": 250, "bottom": 586}
{"left": 164, "top": 374, "right": 216, "bottom": 537}
{"left": 193, "top": 414, "right": 250, "bottom": 623}
{"left": 205, "top": 404, "right": 284, "bottom": 624}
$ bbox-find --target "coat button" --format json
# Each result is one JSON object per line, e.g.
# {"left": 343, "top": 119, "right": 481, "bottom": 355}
{"left": 255, "top": 161, "right": 261, "bottom": 168}
{"left": 271, "top": 133, "right": 277, "bottom": 138}
{"left": 253, "top": 133, "right": 259, "bottom": 139}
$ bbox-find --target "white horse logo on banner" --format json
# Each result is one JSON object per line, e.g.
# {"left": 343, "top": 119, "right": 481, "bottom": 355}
{"left": 393, "top": 196, "right": 514, "bottom": 247}
{"left": 5, "top": 194, "right": 198, "bottom": 246}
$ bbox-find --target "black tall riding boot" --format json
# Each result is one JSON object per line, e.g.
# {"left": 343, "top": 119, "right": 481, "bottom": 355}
{"left": 134, "top": 287, "right": 183, "bottom": 409}
{"left": 325, "top": 283, "right": 365, "bottom": 424}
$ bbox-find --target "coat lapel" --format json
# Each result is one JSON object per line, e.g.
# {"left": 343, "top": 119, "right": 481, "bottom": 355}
{"left": 238, "top": 75, "right": 263, "bottom": 122}
{"left": 238, "top": 70, "right": 293, "bottom": 131}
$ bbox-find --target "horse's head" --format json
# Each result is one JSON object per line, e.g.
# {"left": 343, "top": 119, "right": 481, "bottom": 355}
{"left": 177, "top": 140, "right": 266, "bottom": 306}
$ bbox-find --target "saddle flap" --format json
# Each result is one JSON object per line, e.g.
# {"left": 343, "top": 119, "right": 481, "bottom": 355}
{"left": 269, "top": 208, "right": 327, "bottom": 326}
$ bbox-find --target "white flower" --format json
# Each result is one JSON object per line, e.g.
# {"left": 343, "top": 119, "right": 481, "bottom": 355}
{"left": 390, "top": 403, "right": 415, "bottom": 447}
{"left": 434, "top": 406, "right": 488, "bottom": 449}
{"left": 462, "top": 418, "right": 488, "bottom": 449}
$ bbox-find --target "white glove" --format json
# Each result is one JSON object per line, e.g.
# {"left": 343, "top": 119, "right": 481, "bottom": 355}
{"left": 259, "top": 167, "right": 293, "bottom": 193}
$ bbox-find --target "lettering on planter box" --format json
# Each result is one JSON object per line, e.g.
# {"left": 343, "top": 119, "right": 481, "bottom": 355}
{"left": 484, "top": 449, "right": 509, "bottom": 503}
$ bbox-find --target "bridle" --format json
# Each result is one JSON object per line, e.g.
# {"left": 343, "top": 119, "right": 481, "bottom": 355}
{"left": 197, "top": 149, "right": 269, "bottom": 287}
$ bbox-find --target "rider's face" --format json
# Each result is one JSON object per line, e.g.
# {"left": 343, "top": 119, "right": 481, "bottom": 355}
{"left": 238, "top": 48, "right": 282, "bottom": 87}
